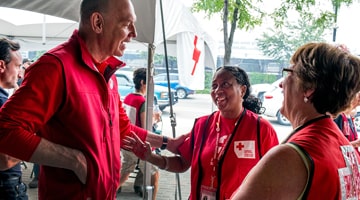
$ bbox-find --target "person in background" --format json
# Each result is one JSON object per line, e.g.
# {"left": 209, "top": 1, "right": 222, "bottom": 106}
{"left": 332, "top": 43, "right": 360, "bottom": 149}
{"left": 17, "top": 58, "right": 32, "bottom": 86}
{"left": 0, "top": 38, "right": 28, "bottom": 199}
{"left": 124, "top": 66, "right": 279, "bottom": 199}
{"left": 0, "top": 0, "right": 181, "bottom": 199}
{"left": 28, "top": 163, "right": 39, "bottom": 189}
{"left": 334, "top": 91, "right": 360, "bottom": 146}
{"left": 119, "top": 68, "right": 160, "bottom": 199}
{"left": 230, "top": 42, "right": 360, "bottom": 199}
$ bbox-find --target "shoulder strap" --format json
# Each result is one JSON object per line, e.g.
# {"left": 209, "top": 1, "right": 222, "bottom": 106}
{"left": 257, "top": 116, "right": 262, "bottom": 159}
{"left": 333, "top": 114, "right": 344, "bottom": 131}
{"left": 190, "top": 118, "right": 199, "bottom": 148}
{"left": 285, "top": 142, "right": 314, "bottom": 200}
{"left": 190, "top": 111, "right": 216, "bottom": 148}
{"left": 193, "top": 111, "right": 216, "bottom": 200}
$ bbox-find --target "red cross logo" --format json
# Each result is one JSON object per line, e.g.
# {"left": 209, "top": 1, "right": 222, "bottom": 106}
{"left": 191, "top": 35, "right": 201, "bottom": 76}
{"left": 236, "top": 142, "right": 245, "bottom": 151}
{"left": 234, "top": 141, "right": 255, "bottom": 159}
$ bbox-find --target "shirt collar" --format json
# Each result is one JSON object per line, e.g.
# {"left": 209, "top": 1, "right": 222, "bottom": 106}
{"left": 74, "top": 30, "right": 126, "bottom": 72}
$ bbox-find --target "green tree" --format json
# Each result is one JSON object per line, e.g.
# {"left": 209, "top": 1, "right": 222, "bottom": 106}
{"left": 256, "top": 15, "right": 331, "bottom": 66}
{"left": 192, "top": 0, "right": 264, "bottom": 65}
{"left": 191, "top": 0, "right": 354, "bottom": 65}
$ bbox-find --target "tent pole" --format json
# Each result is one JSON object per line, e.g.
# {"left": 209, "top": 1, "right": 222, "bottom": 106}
{"left": 42, "top": 14, "right": 46, "bottom": 45}
{"left": 144, "top": 44, "right": 156, "bottom": 200}
{"left": 159, "top": 0, "right": 182, "bottom": 199}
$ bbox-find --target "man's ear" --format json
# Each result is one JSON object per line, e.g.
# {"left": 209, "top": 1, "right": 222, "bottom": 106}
{"left": 90, "top": 12, "right": 104, "bottom": 33}
{"left": 0, "top": 60, "right": 6, "bottom": 73}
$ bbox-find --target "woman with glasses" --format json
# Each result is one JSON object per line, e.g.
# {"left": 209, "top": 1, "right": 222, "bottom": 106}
{"left": 231, "top": 42, "right": 360, "bottom": 199}
{"left": 123, "top": 66, "right": 279, "bottom": 200}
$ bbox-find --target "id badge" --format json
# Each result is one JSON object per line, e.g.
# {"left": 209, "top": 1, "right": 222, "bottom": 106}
{"left": 200, "top": 185, "right": 216, "bottom": 200}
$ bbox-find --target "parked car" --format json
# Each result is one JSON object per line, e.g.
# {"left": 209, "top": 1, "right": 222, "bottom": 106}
{"left": 261, "top": 85, "right": 290, "bottom": 126}
{"left": 251, "top": 78, "right": 283, "bottom": 102}
{"left": 153, "top": 73, "right": 195, "bottom": 99}
{"left": 115, "top": 70, "right": 178, "bottom": 111}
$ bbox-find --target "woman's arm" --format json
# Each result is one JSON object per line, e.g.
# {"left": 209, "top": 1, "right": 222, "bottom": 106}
{"left": 122, "top": 132, "right": 191, "bottom": 173}
{"left": 231, "top": 144, "right": 308, "bottom": 200}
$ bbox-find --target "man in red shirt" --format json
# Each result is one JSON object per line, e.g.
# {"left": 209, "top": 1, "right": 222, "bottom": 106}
{"left": 0, "top": 0, "right": 178, "bottom": 199}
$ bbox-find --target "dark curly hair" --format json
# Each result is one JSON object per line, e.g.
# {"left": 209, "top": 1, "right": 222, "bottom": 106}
{"left": 133, "top": 68, "right": 146, "bottom": 91}
{"left": 291, "top": 42, "right": 360, "bottom": 116}
{"left": 216, "top": 66, "right": 264, "bottom": 114}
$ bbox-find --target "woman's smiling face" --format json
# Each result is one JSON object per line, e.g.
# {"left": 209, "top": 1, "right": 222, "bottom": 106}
{"left": 211, "top": 68, "right": 246, "bottom": 116}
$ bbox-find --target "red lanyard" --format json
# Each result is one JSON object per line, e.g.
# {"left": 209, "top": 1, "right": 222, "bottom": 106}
{"left": 209, "top": 110, "right": 244, "bottom": 188}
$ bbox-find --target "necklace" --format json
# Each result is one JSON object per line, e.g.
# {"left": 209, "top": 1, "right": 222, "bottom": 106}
{"left": 215, "top": 110, "right": 243, "bottom": 132}
{"left": 216, "top": 114, "right": 221, "bottom": 132}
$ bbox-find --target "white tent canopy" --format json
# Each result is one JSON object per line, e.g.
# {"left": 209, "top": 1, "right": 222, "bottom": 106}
{"left": 0, "top": 0, "right": 218, "bottom": 90}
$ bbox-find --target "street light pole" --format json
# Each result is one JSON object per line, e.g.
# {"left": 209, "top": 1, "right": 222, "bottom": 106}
{"left": 332, "top": 2, "right": 339, "bottom": 42}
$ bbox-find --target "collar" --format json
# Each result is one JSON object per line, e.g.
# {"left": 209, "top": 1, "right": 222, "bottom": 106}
{"left": 73, "top": 30, "right": 126, "bottom": 73}
{"left": 0, "top": 87, "right": 9, "bottom": 98}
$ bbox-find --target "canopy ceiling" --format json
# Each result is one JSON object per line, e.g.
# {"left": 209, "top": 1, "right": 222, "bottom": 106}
{"left": 0, "top": 0, "right": 219, "bottom": 90}
{"left": 0, "top": 0, "right": 208, "bottom": 45}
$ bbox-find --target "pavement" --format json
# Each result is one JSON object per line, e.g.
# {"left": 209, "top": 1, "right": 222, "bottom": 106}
{"left": 23, "top": 150, "right": 191, "bottom": 200}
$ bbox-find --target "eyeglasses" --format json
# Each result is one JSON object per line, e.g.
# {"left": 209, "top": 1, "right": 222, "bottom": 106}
{"left": 211, "top": 81, "right": 233, "bottom": 90}
{"left": 282, "top": 68, "right": 294, "bottom": 77}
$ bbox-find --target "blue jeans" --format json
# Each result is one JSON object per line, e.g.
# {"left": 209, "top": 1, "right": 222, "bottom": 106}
{"left": 0, "top": 177, "right": 28, "bottom": 200}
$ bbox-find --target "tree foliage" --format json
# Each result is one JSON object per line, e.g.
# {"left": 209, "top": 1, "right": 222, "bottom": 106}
{"left": 192, "top": 0, "right": 265, "bottom": 65}
{"left": 191, "top": 0, "right": 354, "bottom": 65}
{"left": 256, "top": 14, "right": 332, "bottom": 65}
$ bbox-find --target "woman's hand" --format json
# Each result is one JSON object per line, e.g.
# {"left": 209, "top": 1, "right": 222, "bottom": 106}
{"left": 351, "top": 139, "right": 360, "bottom": 148}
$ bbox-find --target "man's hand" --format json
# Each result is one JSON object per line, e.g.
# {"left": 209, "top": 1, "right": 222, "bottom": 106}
{"left": 72, "top": 151, "right": 87, "bottom": 184}
{"left": 30, "top": 138, "right": 88, "bottom": 184}
{"left": 122, "top": 132, "right": 152, "bottom": 160}
{"left": 0, "top": 153, "right": 21, "bottom": 170}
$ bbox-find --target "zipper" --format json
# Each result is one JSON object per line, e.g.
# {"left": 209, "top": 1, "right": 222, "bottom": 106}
{"left": 99, "top": 65, "right": 120, "bottom": 196}
{"left": 107, "top": 102, "right": 115, "bottom": 196}
{"left": 107, "top": 108, "right": 113, "bottom": 127}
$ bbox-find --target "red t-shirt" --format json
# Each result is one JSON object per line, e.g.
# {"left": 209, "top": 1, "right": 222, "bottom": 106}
{"left": 178, "top": 110, "right": 279, "bottom": 199}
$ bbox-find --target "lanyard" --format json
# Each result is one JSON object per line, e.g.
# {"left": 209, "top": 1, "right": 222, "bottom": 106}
{"left": 195, "top": 109, "right": 246, "bottom": 200}
{"left": 209, "top": 109, "right": 246, "bottom": 188}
